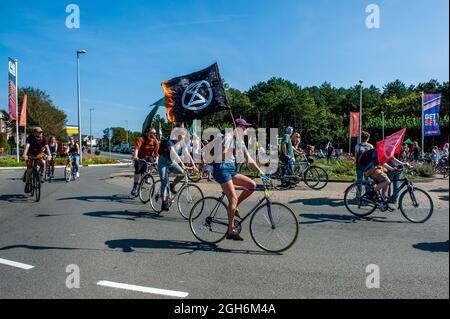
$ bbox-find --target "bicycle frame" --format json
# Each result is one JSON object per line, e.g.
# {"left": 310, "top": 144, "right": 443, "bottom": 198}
{"left": 208, "top": 185, "right": 276, "bottom": 229}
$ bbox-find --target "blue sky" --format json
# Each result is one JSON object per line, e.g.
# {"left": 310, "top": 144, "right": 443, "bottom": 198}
{"left": 0, "top": 0, "right": 448, "bottom": 137}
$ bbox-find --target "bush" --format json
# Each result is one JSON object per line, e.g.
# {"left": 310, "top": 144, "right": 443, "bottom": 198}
{"left": 412, "top": 163, "right": 435, "bottom": 178}
{"left": 95, "top": 150, "right": 101, "bottom": 156}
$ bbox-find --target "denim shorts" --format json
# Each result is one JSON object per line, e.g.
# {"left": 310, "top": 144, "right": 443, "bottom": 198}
{"left": 213, "top": 163, "right": 237, "bottom": 184}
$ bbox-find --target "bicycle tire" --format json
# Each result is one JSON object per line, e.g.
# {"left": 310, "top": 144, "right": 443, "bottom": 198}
{"left": 309, "top": 166, "right": 328, "bottom": 190}
{"left": 149, "top": 180, "right": 163, "bottom": 213}
{"left": 138, "top": 173, "right": 155, "bottom": 204}
{"left": 249, "top": 202, "right": 299, "bottom": 253}
{"left": 64, "top": 164, "right": 72, "bottom": 182}
{"left": 343, "top": 181, "right": 377, "bottom": 217}
{"left": 303, "top": 166, "right": 328, "bottom": 190}
{"left": 189, "top": 197, "right": 229, "bottom": 245}
{"left": 177, "top": 184, "right": 204, "bottom": 219}
{"left": 33, "top": 170, "right": 41, "bottom": 202}
{"left": 399, "top": 187, "right": 434, "bottom": 223}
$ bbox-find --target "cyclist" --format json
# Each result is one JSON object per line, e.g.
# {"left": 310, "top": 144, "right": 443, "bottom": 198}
{"left": 22, "top": 127, "right": 52, "bottom": 192}
{"left": 363, "top": 148, "right": 409, "bottom": 204}
{"left": 158, "top": 126, "right": 198, "bottom": 212}
{"left": 130, "top": 128, "right": 160, "bottom": 197}
{"left": 210, "top": 118, "right": 269, "bottom": 241}
{"left": 355, "top": 131, "right": 374, "bottom": 185}
{"left": 66, "top": 136, "right": 80, "bottom": 178}
{"left": 48, "top": 136, "right": 58, "bottom": 178}
{"left": 280, "top": 126, "right": 295, "bottom": 188}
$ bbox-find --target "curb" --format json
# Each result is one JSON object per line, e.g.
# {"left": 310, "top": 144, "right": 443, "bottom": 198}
{"left": 0, "top": 163, "right": 130, "bottom": 170}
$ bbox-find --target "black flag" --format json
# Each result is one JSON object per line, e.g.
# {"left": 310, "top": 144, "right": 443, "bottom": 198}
{"left": 162, "top": 63, "right": 229, "bottom": 123}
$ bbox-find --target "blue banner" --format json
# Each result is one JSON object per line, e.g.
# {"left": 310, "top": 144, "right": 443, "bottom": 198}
{"left": 423, "top": 93, "right": 441, "bottom": 137}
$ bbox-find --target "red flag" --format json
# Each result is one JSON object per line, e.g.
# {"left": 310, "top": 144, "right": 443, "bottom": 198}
{"left": 376, "top": 128, "right": 406, "bottom": 165}
{"left": 19, "top": 93, "right": 27, "bottom": 127}
{"left": 350, "top": 112, "right": 360, "bottom": 137}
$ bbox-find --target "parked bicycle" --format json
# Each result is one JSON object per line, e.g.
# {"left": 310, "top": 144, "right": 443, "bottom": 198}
{"left": 343, "top": 166, "right": 434, "bottom": 223}
{"left": 149, "top": 167, "right": 204, "bottom": 218}
{"left": 188, "top": 179, "right": 299, "bottom": 253}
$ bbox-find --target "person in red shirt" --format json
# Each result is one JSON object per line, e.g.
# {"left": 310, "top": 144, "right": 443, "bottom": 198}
{"left": 131, "top": 128, "right": 160, "bottom": 197}
{"left": 22, "top": 127, "right": 52, "bottom": 193}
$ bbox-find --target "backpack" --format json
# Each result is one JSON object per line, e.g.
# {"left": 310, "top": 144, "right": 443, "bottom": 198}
{"left": 357, "top": 148, "right": 375, "bottom": 169}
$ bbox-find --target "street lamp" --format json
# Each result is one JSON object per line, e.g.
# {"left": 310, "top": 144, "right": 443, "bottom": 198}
{"left": 89, "top": 108, "right": 94, "bottom": 155}
{"left": 358, "top": 80, "right": 363, "bottom": 144}
{"left": 77, "top": 49, "right": 86, "bottom": 164}
{"left": 381, "top": 111, "right": 385, "bottom": 140}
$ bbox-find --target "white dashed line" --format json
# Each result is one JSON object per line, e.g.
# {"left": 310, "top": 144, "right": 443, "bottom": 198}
{"left": 0, "top": 258, "right": 35, "bottom": 270}
{"left": 97, "top": 280, "right": 189, "bottom": 298}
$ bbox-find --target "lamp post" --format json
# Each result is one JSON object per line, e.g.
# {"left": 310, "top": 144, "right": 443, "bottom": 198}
{"left": 358, "top": 80, "right": 363, "bottom": 144}
{"left": 89, "top": 108, "right": 94, "bottom": 155}
{"left": 76, "top": 50, "right": 86, "bottom": 164}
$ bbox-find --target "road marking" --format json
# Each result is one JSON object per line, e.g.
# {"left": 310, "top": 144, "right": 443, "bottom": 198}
{"left": 0, "top": 258, "right": 35, "bottom": 270}
{"left": 96, "top": 280, "right": 189, "bottom": 298}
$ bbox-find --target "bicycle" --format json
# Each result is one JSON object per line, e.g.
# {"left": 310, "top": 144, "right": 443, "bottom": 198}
{"left": 26, "top": 156, "right": 43, "bottom": 202}
{"left": 149, "top": 167, "right": 204, "bottom": 218}
{"left": 343, "top": 166, "right": 434, "bottom": 223}
{"left": 44, "top": 153, "right": 56, "bottom": 183}
{"left": 188, "top": 179, "right": 299, "bottom": 253}
{"left": 64, "top": 153, "right": 78, "bottom": 182}
{"left": 133, "top": 158, "right": 156, "bottom": 204}
{"left": 270, "top": 154, "right": 328, "bottom": 190}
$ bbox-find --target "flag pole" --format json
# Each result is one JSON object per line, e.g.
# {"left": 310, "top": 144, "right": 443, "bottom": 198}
{"left": 349, "top": 114, "right": 351, "bottom": 155}
{"left": 15, "top": 59, "right": 19, "bottom": 163}
{"left": 421, "top": 91, "right": 424, "bottom": 157}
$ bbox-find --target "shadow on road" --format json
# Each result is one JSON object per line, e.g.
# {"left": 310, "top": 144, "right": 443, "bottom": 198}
{"left": 0, "top": 194, "right": 30, "bottom": 203}
{"left": 84, "top": 210, "right": 185, "bottom": 223}
{"left": 413, "top": 241, "right": 449, "bottom": 253}
{"left": 439, "top": 195, "right": 449, "bottom": 202}
{"left": 289, "top": 198, "right": 344, "bottom": 207}
{"left": 300, "top": 213, "right": 406, "bottom": 225}
{"left": 0, "top": 244, "right": 78, "bottom": 251}
{"left": 429, "top": 188, "right": 449, "bottom": 193}
{"left": 105, "top": 239, "right": 277, "bottom": 255}
{"left": 59, "top": 194, "right": 139, "bottom": 205}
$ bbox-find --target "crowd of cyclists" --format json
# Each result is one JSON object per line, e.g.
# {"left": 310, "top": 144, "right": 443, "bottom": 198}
{"left": 21, "top": 126, "right": 81, "bottom": 193}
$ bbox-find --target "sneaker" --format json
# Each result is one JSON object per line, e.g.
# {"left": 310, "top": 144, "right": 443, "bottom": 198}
{"left": 76, "top": 172, "right": 80, "bottom": 178}
{"left": 162, "top": 201, "right": 170, "bottom": 211}
{"left": 130, "top": 187, "right": 138, "bottom": 197}
{"left": 24, "top": 183, "right": 32, "bottom": 193}
{"left": 226, "top": 232, "right": 244, "bottom": 241}
{"left": 169, "top": 183, "right": 177, "bottom": 194}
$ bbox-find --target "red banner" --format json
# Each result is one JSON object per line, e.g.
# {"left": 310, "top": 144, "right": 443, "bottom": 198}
{"left": 19, "top": 93, "right": 27, "bottom": 127}
{"left": 376, "top": 128, "right": 406, "bottom": 165}
{"left": 350, "top": 112, "right": 360, "bottom": 137}
{"left": 8, "top": 58, "right": 17, "bottom": 121}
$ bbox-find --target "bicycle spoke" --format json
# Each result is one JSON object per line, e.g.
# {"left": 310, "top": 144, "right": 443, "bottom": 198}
{"left": 189, "top": 197, "right": 228, "bottom": 244}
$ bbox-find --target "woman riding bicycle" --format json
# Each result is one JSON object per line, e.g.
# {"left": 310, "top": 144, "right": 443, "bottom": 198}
{"left": 158, "top": 126, "right": 198, "bottom": 212}
{"left": 48, "top": 136, "right": 58, "bottom": 179}
{"left": 210, "top": 118, "right": 269, "bottom": 241}
{"left": 66, "top": 136, "right": 80, "bottom": 178}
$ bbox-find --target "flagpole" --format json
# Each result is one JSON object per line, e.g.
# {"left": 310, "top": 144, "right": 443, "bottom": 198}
{"left": 421, "top": 91, "right": 424, "bottom": 157}
{"left": 15, "top": 59, "right": 19, "bottom": 163}
{"left": 349, "top": 114, "right": 351, "bottom": 155}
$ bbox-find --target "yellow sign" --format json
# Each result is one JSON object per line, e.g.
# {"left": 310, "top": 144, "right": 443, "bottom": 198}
{"left": 66, "top": 126, "right": 79, "bottom": 135}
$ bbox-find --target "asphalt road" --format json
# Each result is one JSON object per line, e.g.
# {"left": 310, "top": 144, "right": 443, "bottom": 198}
{"left": 0, "top": 166, "right": 448, "bottom": 299}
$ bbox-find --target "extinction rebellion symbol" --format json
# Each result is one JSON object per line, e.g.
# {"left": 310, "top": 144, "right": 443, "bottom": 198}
{"left": 182, "top": 80, "right": 213, "bottom": 111}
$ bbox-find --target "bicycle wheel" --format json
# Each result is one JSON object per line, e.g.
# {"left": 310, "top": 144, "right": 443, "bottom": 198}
{"left": 308, "top": 166, "right": 328, "bottom": 190}
{"left": 177, "top": 184, "right": 204, "bottom": 219}
{"left": 303, "top": 167, "right": 319, "bottom": 189}
{"left": 138, "top": 174, "right": 154, "bottom": 204}
{"left": 250, "top": 202, "right": 299, "bottom": 253}
{"left": 344, "top": 181, "right": 377, "bottom": 217}
{"left": 64, "top": 164, "right": 72, "bottom": 182}
{"left": 399, "top": 187, "right": 434, "bottom": 223}
{"left": 149, "top": 180, "right": 163, "bottom": 213}
{"left": 33, "top": 171, "right": 41, "bottom": 202}
{"left": 189, "top": 197, "right": 229, "bottom": 244}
